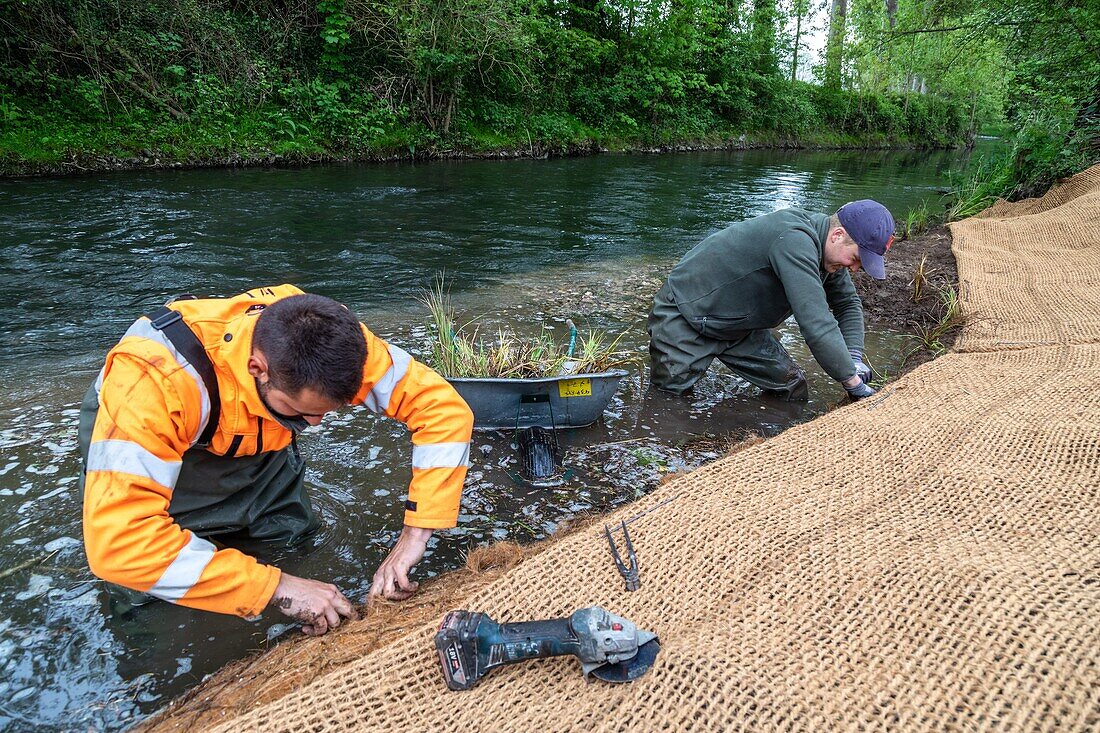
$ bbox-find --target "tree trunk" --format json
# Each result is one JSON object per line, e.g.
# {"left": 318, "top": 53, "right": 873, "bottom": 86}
{"left": 751, "top": 0, "right": 778, "bottom": 75}
{"left": 876, "top": 0, "right": 897, "bottom": 90}
{"left": 824, "top": 0, "right": 847, "bottom": 88}
{"left": 791, "top": 2, "right": 802, "bottom": 82}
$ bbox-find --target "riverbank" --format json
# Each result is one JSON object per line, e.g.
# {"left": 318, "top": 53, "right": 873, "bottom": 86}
{"left": 856, "top": 223, "right": 962, "bottom": 372}
{"left": 143, "top": 165, "right": 1100, "bottom": 733}
{"left": 0, "top": 130, "right": 967, "bottom": 178}
{"left": 135, "top": 223, "right": 963, "bottom": 732}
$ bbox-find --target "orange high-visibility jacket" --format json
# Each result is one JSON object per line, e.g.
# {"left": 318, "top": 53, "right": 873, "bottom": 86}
{"left": 83, "top": 285, "right": 473, "bottom": 617}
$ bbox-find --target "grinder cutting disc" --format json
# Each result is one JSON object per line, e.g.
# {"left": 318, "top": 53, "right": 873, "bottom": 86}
{"left": 588, "top": 637, "right": 661, "bottom": 683}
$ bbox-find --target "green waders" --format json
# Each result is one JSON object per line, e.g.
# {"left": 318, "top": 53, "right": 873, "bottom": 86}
{"left": 647, "top": 282, "right": 809, "bottom": 400}
{"left": 77, "top": 382, "right": 320, "bottom": 605}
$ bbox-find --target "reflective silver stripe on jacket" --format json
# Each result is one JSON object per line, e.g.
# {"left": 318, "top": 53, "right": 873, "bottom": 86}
{"left": 364, "top": 344, "right": 413, "bottom": 414}
{"left": 86, "top": 439, "right": 183, "bottom": 489}
{"left": 147, "top": 532, "right": 217, "bottom": 602}
{"left": 411, "top": 442, "right": 471, "bottom": 469}
{"left": 93, "top": 317, "right": 212, "bottom": 447}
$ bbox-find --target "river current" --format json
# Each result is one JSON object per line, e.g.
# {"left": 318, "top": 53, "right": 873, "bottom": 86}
{"left": 0, "top": 147, "right": 974, "bottom": 730}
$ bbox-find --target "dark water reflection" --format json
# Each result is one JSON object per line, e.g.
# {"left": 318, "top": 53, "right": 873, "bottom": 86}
{"left": 0, "top": 147, "right": 974, "bottom": 730}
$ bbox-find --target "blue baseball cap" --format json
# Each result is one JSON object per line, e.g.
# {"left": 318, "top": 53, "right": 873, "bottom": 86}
{"left": 837, "top": 200, "right": 895, "bottom": 280}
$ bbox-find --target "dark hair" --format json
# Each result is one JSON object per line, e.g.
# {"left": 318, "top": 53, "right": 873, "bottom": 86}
{"left": 252, "top": 294, "right": 367, "bottom": 402}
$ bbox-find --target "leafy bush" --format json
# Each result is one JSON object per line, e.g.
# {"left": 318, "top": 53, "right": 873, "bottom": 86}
{"left": 1009, "top": 104, "right": 1097, "bottom": 196}
{"left": 1, "top": 0, "right": 981, "bottom": 165}
{"left": 764, "top": 82, "right": 821, "bottom": 135}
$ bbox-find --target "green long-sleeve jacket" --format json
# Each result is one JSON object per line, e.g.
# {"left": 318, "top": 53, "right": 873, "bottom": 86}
{"left": 666, "top": 208, "right": 865, "bottom": 382}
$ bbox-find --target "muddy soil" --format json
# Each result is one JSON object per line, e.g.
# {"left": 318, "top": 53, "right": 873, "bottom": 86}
{"left": 855, "top": 224, "right": 961, "bottom": 371}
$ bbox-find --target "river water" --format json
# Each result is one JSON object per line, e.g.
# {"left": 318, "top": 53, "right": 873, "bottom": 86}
{"left": 0, "top": 147, "right": 973, "bottom": 731}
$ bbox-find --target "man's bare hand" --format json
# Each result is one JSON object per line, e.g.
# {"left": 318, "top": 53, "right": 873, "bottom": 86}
{"left": 370, "top": 525, "right": 433, "bottom": 601}
{"left": 269, "top": 572, "right": 358, "bottom": 636}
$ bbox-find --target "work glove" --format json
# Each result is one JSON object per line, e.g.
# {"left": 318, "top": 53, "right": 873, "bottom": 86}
{"left": 849, "top": 348, "right": 873, "bottom": 385}
{"left": 845, "top": 379, "right": 876, "bottom": 401}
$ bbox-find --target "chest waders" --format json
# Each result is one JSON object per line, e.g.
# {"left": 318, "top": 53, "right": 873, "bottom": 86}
{"left": 647, "top": 282, "right": 809, "bottom": 400}
{"left": 78, "top": 304, "right": 321, "bottom": 606}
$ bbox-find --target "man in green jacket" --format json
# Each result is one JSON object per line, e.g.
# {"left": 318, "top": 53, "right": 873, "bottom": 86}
{"left": 648, "top": 200, "right": 894, "bottom": 401}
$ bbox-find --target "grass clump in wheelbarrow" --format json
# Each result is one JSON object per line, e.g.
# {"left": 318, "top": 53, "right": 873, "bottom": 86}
{"left": 420, "top": 276, "right": 636, "bottom": 379}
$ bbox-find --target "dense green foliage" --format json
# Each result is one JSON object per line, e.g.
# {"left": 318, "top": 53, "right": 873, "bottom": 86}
{"left": 0, "top": 0, "right": 1094, "bottom": 187}
{"left": 843, "top": 0, "right": 1098, "bottom": 198}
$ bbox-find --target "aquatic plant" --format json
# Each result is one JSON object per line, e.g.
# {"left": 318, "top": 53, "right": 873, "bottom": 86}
{"left": 945, "top": 155, "right": 1015, "bottom": 221}
{"left": 868, "top": 366, "right": 893, "bottom": 391}
{"left": 901, "top": 200, "right": 932, "bottom": 240}
{"left": 421, "top": 272, "right": 463, "bottom": 377}
{"left": 420, "top": 275, "right": 636, "bottom": 379}
{"left": 910, "top": 254, "right": 932, "bottom": 302}
{"left": 910, "top": 284, "right": 966, "bottom": 357}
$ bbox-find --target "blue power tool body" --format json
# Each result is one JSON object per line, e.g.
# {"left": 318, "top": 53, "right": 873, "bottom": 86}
{"left": 435, "top": 606, "right": 660, "bottom": 690}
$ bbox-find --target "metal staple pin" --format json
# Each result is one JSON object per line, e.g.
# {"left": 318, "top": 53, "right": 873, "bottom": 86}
{"left": 604, "top": 521, "right": 640, "bottom": 591}
{"left": 606, "top": 495, "right": 679, "bottom": 533}
{"left": 866, "top": 386, "right": 896, "bottom": 410}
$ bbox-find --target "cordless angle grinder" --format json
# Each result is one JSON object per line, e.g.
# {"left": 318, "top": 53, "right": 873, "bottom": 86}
{"left": 435, "top": 606, "right": 660, "bottom": 690}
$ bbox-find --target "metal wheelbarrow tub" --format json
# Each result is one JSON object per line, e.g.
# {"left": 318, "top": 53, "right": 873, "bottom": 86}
{"left": 447, "top": 369, "right": 629, "bottom": 430}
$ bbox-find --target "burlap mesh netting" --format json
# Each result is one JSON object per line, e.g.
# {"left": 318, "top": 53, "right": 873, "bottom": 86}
{"left": 146, "top": 166, "right": 1100, "bottom": 732}
{"left": 950, "top": 165, "right": 1100, "bottom": 352}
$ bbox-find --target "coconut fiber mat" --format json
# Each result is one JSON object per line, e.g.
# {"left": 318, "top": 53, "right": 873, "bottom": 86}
{"left": 951, "top": 164, "right": 1100, "bottom": 352}
{"left": 145, "top": 166, "right": 1100, "bottom": 732}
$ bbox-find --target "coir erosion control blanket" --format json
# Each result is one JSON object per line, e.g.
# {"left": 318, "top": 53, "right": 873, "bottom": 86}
{"left": 151, "top": 165, "right": 1100, "bottom": 732}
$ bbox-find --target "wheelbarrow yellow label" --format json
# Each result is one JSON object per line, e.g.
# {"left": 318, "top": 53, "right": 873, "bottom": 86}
{"left": 558, "top": 378, "right": 592, "bottom": 398}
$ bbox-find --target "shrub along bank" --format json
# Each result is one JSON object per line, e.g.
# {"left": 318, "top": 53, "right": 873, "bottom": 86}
{"left": 0, "top": 77, "right": 969, "bottom": 175}
{"left": 0, "top": 0, "right": 970, "bottom": 175}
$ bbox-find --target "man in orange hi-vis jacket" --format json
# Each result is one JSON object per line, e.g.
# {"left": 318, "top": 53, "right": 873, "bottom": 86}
{"left": 77, "top": 285, "right": 473, "bottom": 635}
